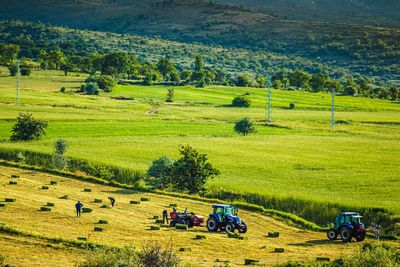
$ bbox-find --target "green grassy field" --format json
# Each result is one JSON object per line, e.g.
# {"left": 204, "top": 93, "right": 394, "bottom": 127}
{"left": 0, "top": 69, "right": 399, "bottom": 221}
{"left": 2, "top": 165, "right": 395, "bottom": 266}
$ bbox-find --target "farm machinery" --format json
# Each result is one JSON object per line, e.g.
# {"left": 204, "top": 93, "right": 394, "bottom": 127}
{"left": 206, "top": 204, "right": 247, "bottom": 233}
{"left": 327, "top": 212, "right": 367, "bottom": 242}
{"left": 169, "top": 210, "right": 204, "bottom": 228}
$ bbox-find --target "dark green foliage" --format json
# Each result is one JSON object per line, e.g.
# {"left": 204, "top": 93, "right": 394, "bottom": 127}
{"left": 10, "top": 113, "right": 48, "bottom": 141}
{"left": 289, "top": 70, "right": 311, "bottom": 90}
{"left": 235, "top": 74, "right": 251, "bottom": 87}
{"left": 166, "top": 87, "right": 174, "bottom": 102}
{"left": 20, "top": 67, "right": 31, "bottom": 76}
{"left": 0, "top": 43, "right": 19, "bottom": 65}
{"left": 234, "top": 118, "right": 257, "bottom": 136}
{"left": 53, "top": 138, "right": 68, "bottom": 169}
{"left": 60, "top": 87, "right": 66, "bottom": 93}
{"left": 85, "top": 75, "right": 115, "bottom": 92}
{"left": 289, "top": 102, "right": 296, "bottom": 109}
{"left": 167, "top": 145, "right": 220, "bottom": 194}
{"left": 232, "top": 95, "right": 251, "bottom": 107}
{"left": 8, "top": 65, "right": 17, "bottom": 76}
{"left": 80, "top": 82, "right": 99, "bottom": 95}
{"left": 146, "top": 156, "right": 174, "bottom": 189}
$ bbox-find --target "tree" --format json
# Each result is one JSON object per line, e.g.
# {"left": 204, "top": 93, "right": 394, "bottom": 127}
{"left": 168, "top": 146, "right": 220, "bottom": 194}
{"left": 166, "top": 87, "right": 174, "bottom": 102}
{"left": 235, "top": 74, "right": 251, "bottom": 87}
{"left": 388, "top": 87, "right": 399, "bottom": 101}
{"left": 10, "top": 113, "right": 48, "bottom": 141}
{"left": 157, "top": 57, "right": 176, "bottom": 79}
{"left": 194, "top": 54, "right": 204, "bottom": 72}
{"left": 146, "top": 156, "right": 175, "bottom": 189}
{"left": 0, "top": 44, "right": 19, "bottom": 65}
{"left": 86, "top": 75, "right": 115, "bottom": 92}
{"left": 310, "top": 73, "right": 329, "bottom": 92}
{"left": 53, "top": 139, "right": 68, "bottom": 169}
{"left": 234, "top": 118, "right": 256, "bottom": 136}
{"left": 232, "top": 95, "right": 251, "bottom": 107}
{"left": 101, "top": 52, "right": 138, "bottom": 77}
{"left": 289, "top": 70, "right": 311, "bottom": 90}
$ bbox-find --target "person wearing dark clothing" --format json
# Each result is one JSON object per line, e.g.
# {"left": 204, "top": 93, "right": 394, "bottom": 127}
{"left": 162, "top": 210, "right": 169, "bottom": 224}
{"left": 109, "top": 197, "right": 115, "bottom": 207}
{"left": 76, "top": 201, "right": 83, "bottom": 217}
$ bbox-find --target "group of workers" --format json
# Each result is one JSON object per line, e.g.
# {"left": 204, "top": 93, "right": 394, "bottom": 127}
{"left": 75, "top": 197, "right": 115, "bottom": 217}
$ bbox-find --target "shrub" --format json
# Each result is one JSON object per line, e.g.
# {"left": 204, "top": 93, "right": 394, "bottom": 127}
{"left": 10, "top": 113, "right": 48, "bottom": 141}
{"left": 146, "top": 156, "right": 174, "bottom": 189}
{"left": 136, "top": 241, "right": 179, "bottom": 267}
{"left": 86, "top": 75, "right": 115, "bottom": 92}
{"left": 78, "top": 246, "right": 137, "bottom": 267}
{"left": 80, "top": 82, "right": 100, "bottom": 95}
{"left": 166, "top": 87, "right": 174, "bottom": 102}
{"left": 234, "top": 118, "right": 257, "bottom": 136}
{"left": 289, "top": 102, "right": 296, "bottom": 109}
{"left": 53, "top": 139, "right": 68, "bottom": 170}
{"left": 8, "top": 65, "right": 17, "bottom": 76}
{"left": 232, "top": 95, "right": 251, "bottom": 107}
{"left": 20, "top": 67, "right": 31, "bottom": 76}
{"left": 60, "top": 87, "right": 66, "bottom": 93}
{"left": 343, "top": 242, "right": 400, "bottom": 267}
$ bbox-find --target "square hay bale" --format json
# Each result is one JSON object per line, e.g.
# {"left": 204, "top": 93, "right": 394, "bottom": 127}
{"left": 40, "top": 206, "right": 52, "bottom": 212}
{"left": 11, "top": 174, "right": 19, "bottom": 178}
{"left": 227, "top": 232, "right": 239, "bottom": 238}
{"left": 238, "top": 235, "right": 248, "bottom": 240}
{"left": 77, "top": 237, "right": 87, "bottom": 241}
{"left": 94, "top": 199, "right": 102, "bottom": 203}
{"left": 160, "top": 224, "right": 170, "bottom": 228}
{"left": 244, "top": 259, "right": 259, "bottom": 265}
{"left": 130, "top": 200, "right": 140, "bottom": 204}
{"left": 94, "top": 227, "right": 104, "bottom": 232}
{"left": 50, "top": 181, "right": 57, "bottom": 185}
{"left": 155, "top": 219, "right": 164, "bottom": 224}
{"left": 98, "top": 220, "right": 108, "bottom": 224}
{"left": 153, "top": 215, "right": 160, "bottom": 219}
{"left": 82, "top": 208, "right": 93, "bottom": 213}
{"left": 5, "top": 198, "right": 16, "bottom": 202}
{"left": 0, "top": 203, "right": 6, "bottom": 207}
{"left": 179, "top": 247, "right": 191, "bottom": 252}
{"left": 84, "top": 188, "right": 92, "bottom": 192}
{"left": 169, "top": 203, "right": 177, "bottom": 207}
{"left": 100, "top": 205, "right": 109, "bottom": 209}
{"left": 175, "top": 224, "right": 188, "bottom": 230}
{"left": 268, "top": 232, "right": 280, "bottom": 238}
{"left": 140, "top": 197, "right": 150, "bottom": 201}
{"left": 59, "top": 195, "right": 69, "bottom": 200}
{"left": 150, "top": 225, "right": 160, "bottom": 230}
{"left": 274, "top": 248, "right": 285, "bottom": 253}
{"left": 42, "top": 186, "right": 49, "bottom": 190}
{"left": 316, "top": 257, "right": 330, "bottom": 262}
{"left": 9, "top": 181, "right": 17, "bottom": 185}
{"left": 46, "top": 202, "right": 55, "bottom": 207}
{"left": 195, "top": 235, "right": 206, "bottom": 240}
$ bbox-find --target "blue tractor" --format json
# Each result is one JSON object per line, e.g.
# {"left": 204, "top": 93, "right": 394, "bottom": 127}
{"left": 327, "top": 212, "right": 366, "bottom": 242}
{"left": 206, "top": 204, "right": 247, "bottom": 234}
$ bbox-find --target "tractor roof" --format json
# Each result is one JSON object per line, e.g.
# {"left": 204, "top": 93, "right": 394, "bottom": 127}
{"left": 340, "top": 212, "right": 360, "bottom": 216}
{"left": 212, "top": 204, "right": 233, "bottom": 208}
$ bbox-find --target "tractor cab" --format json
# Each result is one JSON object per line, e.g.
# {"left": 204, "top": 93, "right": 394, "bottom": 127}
{"left": 334, "top": 212, "right": 364, "bottom": 229}
{"left": 328, "top": 212, "right": 366, "bottom": 242}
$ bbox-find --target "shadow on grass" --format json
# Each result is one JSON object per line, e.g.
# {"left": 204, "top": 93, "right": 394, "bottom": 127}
{"left": 101, "top": 189, "right": 140, "bottom": 195}
{"left": 289, "top": 239, "right": 347, "bottom": 247}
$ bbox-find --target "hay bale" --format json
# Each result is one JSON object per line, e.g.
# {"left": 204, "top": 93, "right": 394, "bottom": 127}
{"left": 274, "top": 248, "right": 285, "bottom": 253}
{"left": 82, "top": 208, "right": 92, "bottom": 213}
{"left": 195, "top": 235, "right": 206, "bottom": 240}
{"left": 84, "top": 188, "right": 92, "bottom": 192}
{"left": 160, "top": 224, "right": 170, "bottom": 228}
{"left": 153, "top": 215, "right": 160, "bottom": 219}
{"left": 179, "top": 247, "right": 191, "bottom": 252}
{"left": 94, "top": 227, "right": 104, "bottom": 232}
{"left": 59, "top": 195, "right": 69, "bottom": 200}
{"left": 77, "top": 237, "right": 87, "bottom": 241}
{"left": 98, "top": 220, "right": 108, "bottom": 224}
{"left": 227, "top": 232, "right": 239, "bottom": 238}
{"left": 175, "top": 224, "right": 188, "bottom": 230}
{"left": 316, "top": 257, "right": 330, "bottom": 262}
{"left": 0, "top": 203, "right": 6, "bottom": 207}
{"left": 42, "top": 186, "right": 49, "bottom": 190}
{"left": 130, "top": 200, "right": 140, "bottom": 204}
{"left": 46, "top": 202, "right": 55, "bottom": 207}
{"left": 155, "top": 219, "right": 164, "bottom": 224}
{"left": 11, "top": 174, "right": 19, "bottom": 178}
{"left": 140, "top": 197, "right": 150, "bottom": 201}
{"left": 50, "top": 181, "right": 57, "bottom": 185}
{"left": 100, "top": 205, "right": 109, "bottom": 209}
{"left": 244, "top": 259, "right": 259, "bottom": 265}
{"left": 150, "top": 225, "right": 160, "bottom": 230}
{"left": 268, "top": 232, "right": 280, "bottom": 238}
{"left": 94, "top": 199, "right": 102, "bottom": 203}
{"left": 40, "top": 206, "right": 52, "bottom": 212}
{"left": 169, "top": 203, "right": 177, "bottom": 207}
{"left": 9, "top": 181, "right": 17, "bottom": 185}
{"left": 5, "top": 198, "right": 16, "bottom": 202}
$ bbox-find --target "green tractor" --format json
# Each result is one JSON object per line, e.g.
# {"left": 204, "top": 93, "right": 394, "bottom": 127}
{"left": 327, "top": 212, "right": 366, "bottom": 242}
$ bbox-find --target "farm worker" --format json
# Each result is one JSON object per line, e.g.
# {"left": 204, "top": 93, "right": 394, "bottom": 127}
{"left": 162, "top": 210, "right": 169, "bottom": 224}
{"left": 75, "top": 201, "right": 83, "bottom": 217}
{"left": 109, "top": 197, "right": 115, "bottom": 207}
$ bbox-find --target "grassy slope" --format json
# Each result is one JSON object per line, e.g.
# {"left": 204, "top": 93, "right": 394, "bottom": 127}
{"left": 0, "top": 69, "right": 399, "bottom": 218}
{"left": 1, "top": 165, "right": 393, "bottom": 266}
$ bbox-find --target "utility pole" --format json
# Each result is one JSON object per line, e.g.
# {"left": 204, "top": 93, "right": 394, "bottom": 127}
{"left": 267, "top": 75, "right": 272, "bottom": 123}
{"left": 331, "top": 87, "right": 335, "bottom": 129}
{"left": 16, "top": 59, "right": 20, "bottom": 105}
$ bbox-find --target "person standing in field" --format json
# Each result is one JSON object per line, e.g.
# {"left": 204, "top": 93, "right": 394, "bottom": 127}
{"left": 76, "top": 201, "right": 83, "bottom": 217}
{"left": 162, "top": 210, "right": 169, "bottom": 224}
{"left": 109, "top": 197, "right": 115, "bottom": 207}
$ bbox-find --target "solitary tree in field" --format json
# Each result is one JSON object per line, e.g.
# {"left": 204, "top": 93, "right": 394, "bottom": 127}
{"left": 166, "top": 88, "right": 174, "bottom": 102}
{"left": 10, "top": 113, "right": 48, "bottom": 141}
{"left": 234, "top": 118, "right": 256, "bottom": 136}
{"left": 53, "top": 139, "right": 68, "bottom": 169}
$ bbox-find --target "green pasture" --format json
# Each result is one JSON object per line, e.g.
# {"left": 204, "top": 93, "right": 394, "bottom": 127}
{"left": 0, "top": 69, "right": 399, "bottom": 217}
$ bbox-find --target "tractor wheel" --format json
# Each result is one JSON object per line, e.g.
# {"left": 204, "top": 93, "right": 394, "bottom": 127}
{"left": 355, "top": 231, "right": 366, "bottom": 242}
{"left": 238, "top": 222, "right": 247, "bottom": 234}
{"left": 327, "top": 228, "right": 338, "bottom": 240}
{"left": 170, "top": 221, "right": 176, "bottom": 227}
{"left": 226, "top": 223, "right": 235, "bottom": 233}
{"left": 207, "top": 217, "right": 218, "bottom": 232}
{"left": 340, "top": 227, "right": 353, "bottom": 242}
